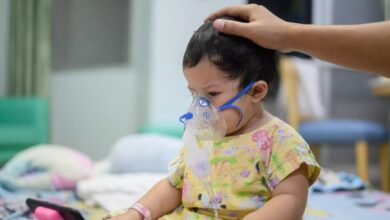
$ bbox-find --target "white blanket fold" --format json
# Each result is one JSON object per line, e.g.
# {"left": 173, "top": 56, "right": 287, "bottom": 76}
{"left": 76, "top": 173, "right": 166, "bottom": 212}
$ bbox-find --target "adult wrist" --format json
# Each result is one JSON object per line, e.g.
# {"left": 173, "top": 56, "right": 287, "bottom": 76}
{"left": 285, "top": 22, "right": 313, "bottom": 54}
{"left": 282, "top": 22, "right": 306, "bottom": 53}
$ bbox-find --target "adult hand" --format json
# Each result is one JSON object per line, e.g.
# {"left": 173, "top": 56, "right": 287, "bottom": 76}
{"left": 205, "top": 4, "right": 294, "bottom": 52}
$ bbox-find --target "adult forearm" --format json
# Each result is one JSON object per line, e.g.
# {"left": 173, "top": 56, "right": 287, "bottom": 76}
{"left": 288, "top": 21, "right": 390, "bottom": 76}
{"left": 208, "top": 5, "right": 390, "bottom": 76}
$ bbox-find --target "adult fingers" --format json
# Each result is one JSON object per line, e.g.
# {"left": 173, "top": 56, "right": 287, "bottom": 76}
{"left": 204, "top": 4, "right": 252, "bottom": 22}
{"left": 213, "top": 19, "right": 250, "bottom": 38}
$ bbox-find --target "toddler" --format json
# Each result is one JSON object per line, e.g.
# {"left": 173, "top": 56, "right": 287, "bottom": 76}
{"left": 107, "top": 16, "right": 320, "bottom": 220}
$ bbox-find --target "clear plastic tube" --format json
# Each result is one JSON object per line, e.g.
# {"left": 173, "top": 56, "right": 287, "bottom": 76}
{"left": 203, "top": 179, "right": 219, "bottom": 220}
{"left": 181, "top": 95, "right": 226, "bottom": 220}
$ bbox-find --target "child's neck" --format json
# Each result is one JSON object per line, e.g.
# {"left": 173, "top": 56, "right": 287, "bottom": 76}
{"left": 229, "top": 103, "right": 273, "bottom": 136}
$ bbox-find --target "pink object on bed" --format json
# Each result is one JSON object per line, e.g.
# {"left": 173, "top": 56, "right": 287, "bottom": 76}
{"left": 51, "top": 173, "right": 77, "bottom": 190}
{"left": 34, "top": 207, "right": 64, "bottom": 220}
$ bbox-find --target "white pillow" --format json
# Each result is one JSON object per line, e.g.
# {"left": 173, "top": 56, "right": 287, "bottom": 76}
{"left": 109, "top": 134, "right": 182, "bottom": 173}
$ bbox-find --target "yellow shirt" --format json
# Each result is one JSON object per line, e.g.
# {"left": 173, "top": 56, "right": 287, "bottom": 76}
{"left": 162, "top": 117, "right": 320, "bottom": 219}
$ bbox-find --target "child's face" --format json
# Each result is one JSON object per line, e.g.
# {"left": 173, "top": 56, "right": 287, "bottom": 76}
{"left": 184, "top": 59, "right": 255, "bottom": 135}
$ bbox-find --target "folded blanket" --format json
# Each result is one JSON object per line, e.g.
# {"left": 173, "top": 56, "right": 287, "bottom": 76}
{"left": 76, "top": 173, "right": 165, "bottom": 212}
{"left": 0, "top": 145, "right": 93, "bottom": 191}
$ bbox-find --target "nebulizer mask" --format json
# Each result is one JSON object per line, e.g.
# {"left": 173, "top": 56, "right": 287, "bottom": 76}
{"left": 179, "top": 82, "right": 255, "bottom": 219}
{"left": 179, "top": 94, "right": 225, "bottom": 219}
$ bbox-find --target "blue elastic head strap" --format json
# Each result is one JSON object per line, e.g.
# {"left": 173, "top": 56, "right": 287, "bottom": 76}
{"left": 218, "top": 81, "right": 255, "bottom": 127}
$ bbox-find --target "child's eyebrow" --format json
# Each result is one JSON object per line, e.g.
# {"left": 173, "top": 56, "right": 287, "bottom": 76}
{"left": 204, "top": 84, "right": 222, "bottom": 89}
{"left": 188, "top": 84, "right": 220, "bottom": 90}
{"left": 187, "top": 83, "right": 223, "bottom": 92}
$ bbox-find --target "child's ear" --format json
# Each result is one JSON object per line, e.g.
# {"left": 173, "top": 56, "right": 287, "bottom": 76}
{"left": 247, "top": 81, "right": 268, "bottom": 103}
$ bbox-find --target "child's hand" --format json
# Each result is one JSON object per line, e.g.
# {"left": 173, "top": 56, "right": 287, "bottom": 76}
{"left": 102, "top": 209, "right": 143, "bottom": 220}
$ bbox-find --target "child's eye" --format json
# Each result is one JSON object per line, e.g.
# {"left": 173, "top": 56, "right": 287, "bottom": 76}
{"left": 208, "top": 92, "right": 220, "bottom": 97}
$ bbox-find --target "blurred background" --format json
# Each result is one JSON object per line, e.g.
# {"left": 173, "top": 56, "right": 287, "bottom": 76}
{"left": 0, "top": 0, "right": 389, "bottom": 186}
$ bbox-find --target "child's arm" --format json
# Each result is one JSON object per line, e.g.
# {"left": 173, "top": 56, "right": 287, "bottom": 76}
{"left": 109, "top": 178, "right": 182, "bottom": 220}
{"left": 242, "top": 164, "right": 309, "bottom": 220}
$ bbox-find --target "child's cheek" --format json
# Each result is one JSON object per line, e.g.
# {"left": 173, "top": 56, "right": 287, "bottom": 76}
{"left": 211, "top": 96, "right": 226, "bottom": 107}
{"left": 221, "top": 109, "right": 241, "bottom": 134}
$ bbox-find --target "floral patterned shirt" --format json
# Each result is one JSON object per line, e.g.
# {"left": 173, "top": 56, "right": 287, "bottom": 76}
{"left": 161, "top": 117, "right": 320, "bottom": 220}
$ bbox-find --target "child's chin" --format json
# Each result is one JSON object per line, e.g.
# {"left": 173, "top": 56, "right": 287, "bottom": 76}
{"left": 225, "top": 127, "right": 240, "bottom": 137}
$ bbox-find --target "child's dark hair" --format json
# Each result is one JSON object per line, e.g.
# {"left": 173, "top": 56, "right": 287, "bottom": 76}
{"left": 183, "top": 16, "right": 277, "bottom": 89}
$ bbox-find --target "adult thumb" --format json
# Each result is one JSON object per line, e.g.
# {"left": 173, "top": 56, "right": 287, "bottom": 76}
{"left": 213, "top": 19, "right": 247, "bottom": 37}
